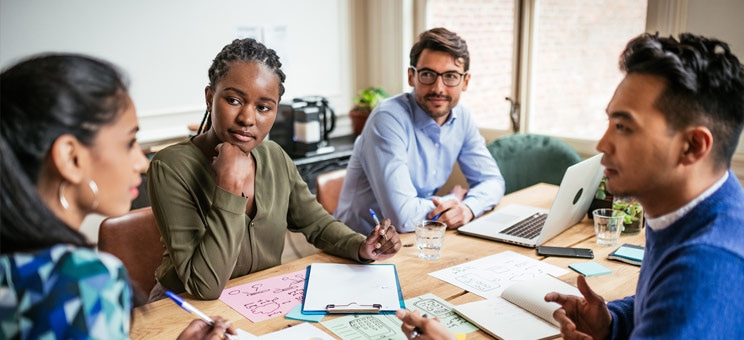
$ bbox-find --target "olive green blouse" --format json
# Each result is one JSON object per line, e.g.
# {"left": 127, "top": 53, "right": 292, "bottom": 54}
{"left": 147, "top": 140, "right": 366, "bottom": 300}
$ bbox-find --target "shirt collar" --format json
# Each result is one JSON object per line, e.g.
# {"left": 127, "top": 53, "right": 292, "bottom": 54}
{"left": 646, "top": 172, "right": 729, "bottom": 231}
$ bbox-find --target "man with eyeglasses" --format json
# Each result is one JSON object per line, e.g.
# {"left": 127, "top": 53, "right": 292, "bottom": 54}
{"left": 335, "top": 27, "right": 505, "bottom": 234}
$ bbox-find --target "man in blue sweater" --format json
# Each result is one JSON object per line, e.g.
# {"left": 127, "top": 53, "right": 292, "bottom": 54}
{"left": 543, "top": 33, "right": 744, "bottom": 338}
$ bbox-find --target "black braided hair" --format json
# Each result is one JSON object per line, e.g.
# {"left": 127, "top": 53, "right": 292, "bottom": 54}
{"left": 198, "top": 38, "right": 287, "bottom": 134}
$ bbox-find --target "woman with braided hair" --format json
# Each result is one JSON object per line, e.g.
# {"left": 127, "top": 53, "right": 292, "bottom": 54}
{"left": 147, "top": 38, "right": 402, "bottom": 301}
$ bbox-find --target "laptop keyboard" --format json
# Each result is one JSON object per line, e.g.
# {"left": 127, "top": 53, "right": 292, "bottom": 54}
{"left": 500, "top": 213, "right": 548, "bottom": 239}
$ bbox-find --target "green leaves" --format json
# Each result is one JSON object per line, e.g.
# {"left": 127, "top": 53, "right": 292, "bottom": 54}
{"left": 613, "top": 200, "right": 643, "bottom": 224}
{"left": 595, "top": 176, "right": 608, "bottom": 200}
{"left": 353, "top": 87, "right": 389, "bottom": 110}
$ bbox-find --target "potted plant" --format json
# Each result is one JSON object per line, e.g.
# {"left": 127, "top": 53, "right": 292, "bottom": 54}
{"left": 588, "top": 176, "right": 645, "bottom": 234}
{"left": 349, "top": 87, "right": 388, "bottom": 136}
{"left": 613, "top": 197, "right": 644, "bottom": 235}
{"left": 587, "top": 176, "right": 613, "bottom": 219}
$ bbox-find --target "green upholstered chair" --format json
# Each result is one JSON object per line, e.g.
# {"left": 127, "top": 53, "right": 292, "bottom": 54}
{"left": 487, "top": 133, "right": 582, "bottom": 194}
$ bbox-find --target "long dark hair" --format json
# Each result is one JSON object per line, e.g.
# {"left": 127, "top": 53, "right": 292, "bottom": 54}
{"left": 0, "top": 53, "right": 130, "bottom": 253}
{"left": 197, "top": 38, "right": 287, "bottom": 134}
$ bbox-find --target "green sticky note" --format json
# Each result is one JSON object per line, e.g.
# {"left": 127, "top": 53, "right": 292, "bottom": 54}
{"left": 569, "top": 261, "right": 612, "bottom": 277}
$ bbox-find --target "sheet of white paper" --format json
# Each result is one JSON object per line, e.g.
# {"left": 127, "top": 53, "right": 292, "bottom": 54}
{"left": 303, "top": 263, "right": 401, "bottom": 313}
{"left": 236, "top": 329, "right": 259, "bottom": 340}
{"left": 454, "top": 298, "right": 559, "bottom": 340}
{"left": 428, "top": 250, "right": 569, "bottom": 300}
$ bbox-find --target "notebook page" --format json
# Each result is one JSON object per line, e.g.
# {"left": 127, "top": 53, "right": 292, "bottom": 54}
{"left": 501, "top": 275, "right": 580, "bottom": 326}
{"left": 454, "top": 298, "right": 559, "bottom": 340}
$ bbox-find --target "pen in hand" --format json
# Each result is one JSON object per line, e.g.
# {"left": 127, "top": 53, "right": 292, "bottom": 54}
{"left": 166, "top": 290, "right": 236, "bottom": 339}
{"left": 369, "top": 208, "right": 381, "bottom": 226}
{"left": 369, "top": 208, "right": 388, "bottom": 244}
{"left": 411, "top": 313, "right": 428, "bottom": 338}
{"left": 166, "top": 290, "right": 213, "bottom": 324}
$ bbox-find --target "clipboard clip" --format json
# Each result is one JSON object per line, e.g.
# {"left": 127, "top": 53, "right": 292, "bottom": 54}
{"left": 325, "top": 302, "right": 382, "bottom": 314}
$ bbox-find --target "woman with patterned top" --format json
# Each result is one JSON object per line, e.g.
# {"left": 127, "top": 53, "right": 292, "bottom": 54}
{"left": 0, "top": 54, "right": 235, "bottom": 339}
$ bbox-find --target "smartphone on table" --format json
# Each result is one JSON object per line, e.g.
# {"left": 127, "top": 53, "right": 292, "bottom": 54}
{"left": 537, "top": 245, "right": 594, "bottom": 259}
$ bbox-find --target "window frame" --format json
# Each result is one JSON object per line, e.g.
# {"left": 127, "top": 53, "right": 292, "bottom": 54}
{"left": 360, "top": 0, "right": 744, "bottom": 181}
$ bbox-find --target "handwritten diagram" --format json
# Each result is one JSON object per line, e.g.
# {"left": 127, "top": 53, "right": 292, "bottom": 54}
{"left": 321, "top": 293, "right": 477, "bottom": 340}
{"left": 336, "top": 315, "right": 405, "bottom": 340}
{"left": 407, "top": 294, "right": 476, "bottom": 332}
{"left": 219, "top": 270, "right": 306, "bottom": 322}
{"left": 429, "top": 251, "right": 569, "bottom": 300}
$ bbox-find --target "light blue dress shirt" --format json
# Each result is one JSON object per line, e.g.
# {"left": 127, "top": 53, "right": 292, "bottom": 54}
{"left": 335, "top": 92, "right": 505, "bottom": 233}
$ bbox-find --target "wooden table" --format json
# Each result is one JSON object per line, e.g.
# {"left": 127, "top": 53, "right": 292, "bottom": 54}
{"left": 131, "top": 183, "right": 645, "bottom": 339}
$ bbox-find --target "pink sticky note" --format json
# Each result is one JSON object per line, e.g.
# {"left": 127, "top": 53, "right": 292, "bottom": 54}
{"left": 219, "top": 269, "right": 306, "bottom": 322}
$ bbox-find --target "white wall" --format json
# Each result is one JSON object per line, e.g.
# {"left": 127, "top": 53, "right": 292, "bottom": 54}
{"left": 686, "top": 0, "right": 744, "bottom": 58}
{"left": 0, "top": 0, "right": 355, "bottom": 143}
{"left": 684, "top": 0, "right": 744, "bottom": 182}
{"left": 0, "top": 0, "right": 356, "bottom": 243}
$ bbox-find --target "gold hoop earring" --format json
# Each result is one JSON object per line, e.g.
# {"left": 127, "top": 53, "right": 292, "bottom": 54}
{"left": 87, "top": 179, "right": 99, "bottom": 211}
{"left": 58, "top": 180, "right": 70, "bottom": 210}
{"left": 58, "top": 179, "right": 99, "bottom": 211}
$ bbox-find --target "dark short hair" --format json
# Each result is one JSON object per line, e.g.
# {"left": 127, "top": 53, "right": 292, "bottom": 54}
{"left": 208, "top": 38, "right": 286, "bottom": 99}
{"left": 410, "top": 27, "right": 470, "bottom": 72}
{"left": 620, "top": 32, "right": 744, "bottom": 168}
{"left": 1, "top": 53, "right": 130, "bottom": 252}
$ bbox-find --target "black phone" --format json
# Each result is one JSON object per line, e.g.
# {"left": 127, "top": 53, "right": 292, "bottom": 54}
{"left": 537, "top": 246, "right": 594, "bottom": 259}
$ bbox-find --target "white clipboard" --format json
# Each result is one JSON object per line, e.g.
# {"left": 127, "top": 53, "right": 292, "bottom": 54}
{"left": 301, "top": 263, "right": 405, "bottom": 314}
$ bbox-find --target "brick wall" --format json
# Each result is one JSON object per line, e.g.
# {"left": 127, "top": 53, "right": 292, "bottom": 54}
{"left": 427, "top": 0, "right": 516, "bottom": 130}
{"left": 529, "top": 0, "right": 646, "bottom": 139}
{"left": 427, "top": 0, "right": 647, "bottom": 138}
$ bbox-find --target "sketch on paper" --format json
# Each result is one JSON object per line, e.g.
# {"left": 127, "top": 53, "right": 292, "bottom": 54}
{"left": 429, "top": 251, "right": 569, "bottom": 300}
{"left": 219, "top": 270, "right": 306, "bottom": 322}
{"left": 321, "top": 293, "right": 477, "bottom": 340}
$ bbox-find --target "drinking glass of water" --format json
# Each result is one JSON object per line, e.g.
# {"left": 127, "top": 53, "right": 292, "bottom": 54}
{"left": 592, "top": 208, "right": 625, "bottom": 246}
{"left": 415, "top": 220, "right": 447, "bottom": 260}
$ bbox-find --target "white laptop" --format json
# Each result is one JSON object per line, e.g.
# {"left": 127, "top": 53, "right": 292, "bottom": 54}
{"left": 457, "top": 153, "right": 604, "bottom": 248}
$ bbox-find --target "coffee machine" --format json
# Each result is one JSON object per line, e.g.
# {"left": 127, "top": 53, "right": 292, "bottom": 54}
{"left": 270, "top": 96, "right": 336, "bottom": 158}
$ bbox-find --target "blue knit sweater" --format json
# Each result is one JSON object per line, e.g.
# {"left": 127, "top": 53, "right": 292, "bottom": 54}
{"left": 607, "top": 171, "right": 744, "bottom": 339}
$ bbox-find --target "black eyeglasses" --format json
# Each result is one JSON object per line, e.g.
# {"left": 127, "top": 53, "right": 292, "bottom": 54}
{"left": 410, "top": 66, "right": 467, "bottom": 87}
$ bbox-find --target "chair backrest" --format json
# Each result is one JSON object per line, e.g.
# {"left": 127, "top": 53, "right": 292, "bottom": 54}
{"left": 98, "top": 206, "right": 163, "bottom": 304}
{"left": 315, "top": 168, "right": 347, "bottom": 214}
{"left": 487, "top": 133, "right": 582, "bottom": 194}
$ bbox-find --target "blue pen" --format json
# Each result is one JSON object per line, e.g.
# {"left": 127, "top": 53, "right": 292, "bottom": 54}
{"left": 166, "top": 291, "right": 237, "bottom": 339}
{"left": 432, "top": 213, "right": 441, "bottom": 221}
{"left": 369, "top": 208, "right": 382, "bottom": 226}
{"left": 166, "top": 290, "right": 214, "bottom": 324}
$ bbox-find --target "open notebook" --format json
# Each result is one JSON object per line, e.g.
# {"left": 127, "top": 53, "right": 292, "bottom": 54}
{"left": 453, "top": 275, "right": 580, "bottom": 340}
{"left": 458, "top": 153, "right": 604, "bottom": 248}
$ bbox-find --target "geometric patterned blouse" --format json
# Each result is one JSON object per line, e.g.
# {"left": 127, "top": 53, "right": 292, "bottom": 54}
{"left": 0, "top": 244, "right": 132, "bottom": 339}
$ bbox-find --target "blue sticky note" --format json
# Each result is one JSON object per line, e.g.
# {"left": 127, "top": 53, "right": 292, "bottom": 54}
{"left": 615, "top": 246, "right": 644, "bottom": 261}
{"left": 569, "top": 261, "right": 612, "bottom": 277}
{"left": 285, "top": 304, "right": 325, "bottom": 322}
